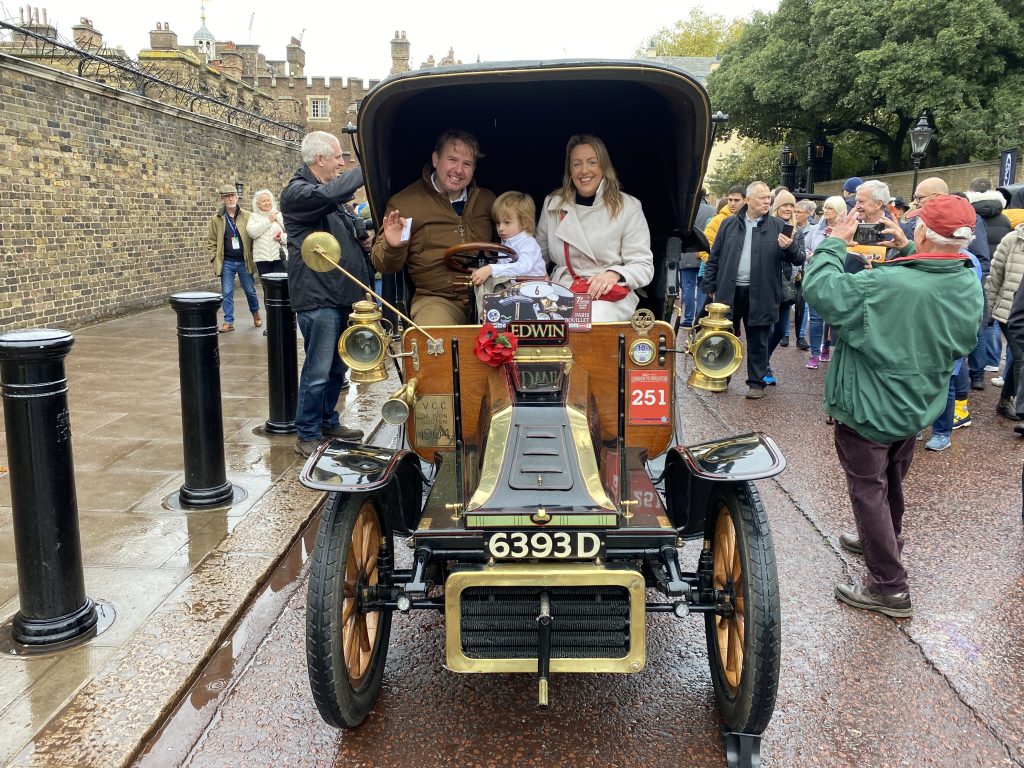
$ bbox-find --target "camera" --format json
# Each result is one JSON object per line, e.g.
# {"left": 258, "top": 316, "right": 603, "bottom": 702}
{"left": 853, "top": 222, "right": 886, "bottom": 245}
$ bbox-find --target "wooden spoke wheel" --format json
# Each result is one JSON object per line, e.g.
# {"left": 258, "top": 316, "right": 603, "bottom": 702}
{"left": 306, "top": 492, "right": 393, "bottom": 728}
{"left": 702, "top": 481, "right": 781, "bottom": 735}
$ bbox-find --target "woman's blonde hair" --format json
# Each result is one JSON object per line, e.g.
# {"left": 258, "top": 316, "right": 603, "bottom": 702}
{"left": 557, "top": 134, "right": 623, "bottom": 219}
{"left": 822, "top": 195, "right": 846, "bottom": 220}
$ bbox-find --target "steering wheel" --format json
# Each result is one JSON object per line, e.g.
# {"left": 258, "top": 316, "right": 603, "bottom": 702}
{"left": 443, "top": 242, "right": 518, "bottom": 274}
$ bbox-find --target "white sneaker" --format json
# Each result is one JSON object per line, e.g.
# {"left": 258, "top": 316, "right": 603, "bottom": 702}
{"left": 984, "top": 364, "right": 1000, "bottom": 372}
{"left": 992, "top": 376, "right": 1005, "bottom": 387}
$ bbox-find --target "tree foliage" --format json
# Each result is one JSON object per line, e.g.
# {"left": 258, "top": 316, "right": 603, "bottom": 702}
{"left": 705, "top": 140, "right": 781, "bottom": 196}
{"left": 638, "top": 8, "right": 746, "bottom": 58}
{"left": 706, "top": 0, "right": 1024, "bottom": 170}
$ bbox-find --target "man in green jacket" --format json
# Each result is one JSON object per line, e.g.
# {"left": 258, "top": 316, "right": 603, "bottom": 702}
{"left": 802, "top": 195, "right": 983, "bottom": 618}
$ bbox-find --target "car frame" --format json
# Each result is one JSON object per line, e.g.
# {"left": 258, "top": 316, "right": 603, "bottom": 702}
{"left": 298, "top": 58, "right": 786, "bottom": 764}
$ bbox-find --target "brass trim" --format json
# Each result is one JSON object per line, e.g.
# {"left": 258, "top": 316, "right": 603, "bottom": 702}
{"left": 566, "top": 404, "right": 616, "bottom": 510}
{"left": 514, "top": 346, "right": 574, "bottom": 364}
{"left": 466, "top": 406, "right": 513, "bottom": 511}
{"left": 628, "top": 337, "right": 658, "bottom": 366}
{"left": 463, "top": 513, "right": 619, "bottom": 528}
{"left": 444, "top": 563, "right": 646, "bottom": 674}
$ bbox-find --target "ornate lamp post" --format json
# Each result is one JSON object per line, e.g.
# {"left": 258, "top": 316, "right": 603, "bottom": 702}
{"left": 909, "top": 110, "right": 936, "bottom": 194}
{"left": 779, "top": 145, "right": 798, "bottom": 190}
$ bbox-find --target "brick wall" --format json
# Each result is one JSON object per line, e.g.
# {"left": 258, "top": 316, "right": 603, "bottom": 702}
{"left": 813, "top": 159, "right": 1008, "bottom": 200}
{"left": 0, "top": 53, "right": 300, "bottom": 332}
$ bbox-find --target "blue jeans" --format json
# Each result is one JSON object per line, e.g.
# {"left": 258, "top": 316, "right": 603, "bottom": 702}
{"left": 807, "top": 304, "right": 830, "bottom": 355}
{"left": 295, "top": 307, "right": 350, "bottom": 441}
{"left": 220, "top": 259, "right": 259, "bottom": 323}
{"left": 768, "top": 302, "right": 794, "bottom": 355}
{"left": 985, "top": 320, "right": 1003, "bottom": 367}
{"left": 680, "top": 267, "right": 700, "bottom": 327}
{"left": 932, "top": 376, "right": 957, "bottom": 437}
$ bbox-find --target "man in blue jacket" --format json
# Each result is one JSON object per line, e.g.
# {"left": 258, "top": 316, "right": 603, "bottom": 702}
{"left": 281, "top": 131, "right": 372, "bottom": 456}
{"left": 803, "top": 195, "right": 983, "bottom": 617}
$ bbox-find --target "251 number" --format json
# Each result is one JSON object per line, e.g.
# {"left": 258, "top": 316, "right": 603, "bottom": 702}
{"left": 631, "top": 388, "right": 667, "bottom": 406}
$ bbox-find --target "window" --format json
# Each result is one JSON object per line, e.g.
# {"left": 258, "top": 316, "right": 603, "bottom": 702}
{"left": 308, "top": 97, "right": 329, "bottom": 121}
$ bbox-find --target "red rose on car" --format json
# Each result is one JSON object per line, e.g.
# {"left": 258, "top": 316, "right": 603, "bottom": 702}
{"left": 474, "top": 323, "right": 517, "bottom": 366}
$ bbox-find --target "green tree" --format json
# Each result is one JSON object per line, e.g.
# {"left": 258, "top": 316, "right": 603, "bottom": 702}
{"left": 707, "top": 0, "right": 1024, "bottom": 170}
{"left": 638, "top": 8, "right": 746, "bottom": 58}
{"left": 705, "top": 140, "right": 780, "bottom": 196}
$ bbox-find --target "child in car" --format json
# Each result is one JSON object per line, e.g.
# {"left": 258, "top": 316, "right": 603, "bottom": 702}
{"left": 471, "top": 191, "right": 546, "bottom": 312}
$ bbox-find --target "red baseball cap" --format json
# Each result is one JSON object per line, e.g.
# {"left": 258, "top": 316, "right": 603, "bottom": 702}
{"left": 917, "top": 195, "right": 976, "bottom": 238}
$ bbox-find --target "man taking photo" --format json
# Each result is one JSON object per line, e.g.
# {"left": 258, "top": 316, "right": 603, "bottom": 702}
{"left": 802, "top": 195, "right": 983, "bottom": 618}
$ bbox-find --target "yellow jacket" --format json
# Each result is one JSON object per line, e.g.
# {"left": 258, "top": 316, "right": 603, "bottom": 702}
{"left": 701, "top": 204, "right": 733, "bottom": 261}
{"left": 1005, "top": 208, "right": 1024, "bottom": 228}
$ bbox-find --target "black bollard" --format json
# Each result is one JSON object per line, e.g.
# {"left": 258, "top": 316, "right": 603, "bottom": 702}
{"left": 262, "top": 273, "right": 298, "bottom": 434}
{"left": 0, "top": 329, "right": 98, "bottom": 645}
{"left": 170, "top": 292, "right": 235, "bottom": 508}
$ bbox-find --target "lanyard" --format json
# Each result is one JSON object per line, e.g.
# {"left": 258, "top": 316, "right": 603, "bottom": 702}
{"left": 225, "top": 212, "right": 239, "bottom": 237}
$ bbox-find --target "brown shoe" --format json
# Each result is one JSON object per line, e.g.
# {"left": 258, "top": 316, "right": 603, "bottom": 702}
{"left": 835, "top": 583, "right": 912, "bottom": 618}
{"left": 839, "top": 531, "right": 862, "bottom": 555}
{"left": 321, "top": 424, "right": 364, "bottom": 441}
{"left": 253, "top": 312, "right": 263, "bottom": 328}
{"left": 218, "top": 323, "right": 234, "bottom": 333}
{"left": 294, "top": 438, "right": 321, "bottom": 457}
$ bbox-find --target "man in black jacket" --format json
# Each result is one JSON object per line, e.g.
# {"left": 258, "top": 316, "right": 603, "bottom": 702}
{"left": 281, "top": 130, "right": 372, "bottom": 456}
{"left": 702, "top": 181, "right": 803, "bottom": 399}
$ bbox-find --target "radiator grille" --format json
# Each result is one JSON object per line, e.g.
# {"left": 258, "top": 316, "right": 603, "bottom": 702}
{"left": 460, "top": 586, "right": 630, "bottom": 659}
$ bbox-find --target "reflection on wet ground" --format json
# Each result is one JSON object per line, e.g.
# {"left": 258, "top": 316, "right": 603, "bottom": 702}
{"left": 0, "top": 293, "right": 393, "bottom": 765}
{"left": 139, "top": 339, "right": 1024, "bottom": 768}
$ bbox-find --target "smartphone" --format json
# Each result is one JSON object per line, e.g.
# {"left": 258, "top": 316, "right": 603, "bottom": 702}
{"left": 781, "top": 223, "right": 795, "bottom": 237}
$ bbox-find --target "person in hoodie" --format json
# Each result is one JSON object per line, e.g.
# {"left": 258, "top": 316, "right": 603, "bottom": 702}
{"left": 803, "top": 195, "right": 983, "bottom": 618}
{"left": 280, "top": 130, "right": 370, "bottom": 456}
{"left": 968, "top": 177, "right": 1012, "bottom": 383}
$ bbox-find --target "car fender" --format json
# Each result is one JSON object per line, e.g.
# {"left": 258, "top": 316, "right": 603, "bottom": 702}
{"left": 662, "top": 432, "right": 786, "bottom": 536}
{"left": 300, "top": 441, "right": 425, "bottom": 534}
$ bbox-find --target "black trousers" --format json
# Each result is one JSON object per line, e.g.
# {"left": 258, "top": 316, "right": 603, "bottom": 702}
{"left": 731, "top": 285, "right": 771, "bottom": 389}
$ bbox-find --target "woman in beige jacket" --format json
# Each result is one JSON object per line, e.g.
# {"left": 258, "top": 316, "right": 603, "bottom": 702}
{"left": 985, "top": 224, "right": 1024, "bottom": 417}
{"left": 536, "top": 134, "right": 653, "bottom": 322}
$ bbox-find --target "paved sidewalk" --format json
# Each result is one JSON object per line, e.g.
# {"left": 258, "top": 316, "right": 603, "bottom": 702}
{"left": 0, "top": 293, "right": 393, "bottom": 767}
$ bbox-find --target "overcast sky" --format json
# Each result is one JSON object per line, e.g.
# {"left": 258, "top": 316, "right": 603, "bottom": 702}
{"left": 2, "top": 1, "right": 779, "bottom": 82}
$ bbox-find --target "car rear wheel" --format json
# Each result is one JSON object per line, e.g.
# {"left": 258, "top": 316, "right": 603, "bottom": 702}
{"left": 702, "top": 480, "right": 780, "bottom": 734}
{"left": 306, "top": 491, "right": 392, "bottom": 728}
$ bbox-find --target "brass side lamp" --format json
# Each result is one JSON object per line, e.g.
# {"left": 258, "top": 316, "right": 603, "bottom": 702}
{"left": 686, "top": 303, "right": 743, "bottom": 392}
{"left": 339, "top": 297, "right": 392, "bottom": 383}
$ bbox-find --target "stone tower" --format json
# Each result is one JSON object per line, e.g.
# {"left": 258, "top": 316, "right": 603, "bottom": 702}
{"left": 390, "top": 30, "right": 410, "bottom": 76}
{"left": 193, "top": 3, "right": 216, "bottom": 63}
{"left": 286, "top": 37, "right": 305, "bottom": 77}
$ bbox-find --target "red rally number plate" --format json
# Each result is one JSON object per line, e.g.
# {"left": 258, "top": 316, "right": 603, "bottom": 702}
{"left": 628, "top": 369, "right": 671, "bottom": 424}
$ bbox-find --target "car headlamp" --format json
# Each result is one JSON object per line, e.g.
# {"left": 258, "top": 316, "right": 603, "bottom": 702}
{"left": 687, "top": 303, "right": 742, "bottom": 392}
{"left": 338, "top": 297, "right": 392, "bottom": 383}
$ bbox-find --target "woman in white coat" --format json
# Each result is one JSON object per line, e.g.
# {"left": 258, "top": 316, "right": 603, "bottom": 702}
{"left": 247, "top": 189, "right": 288, "bottom": 278}
{"left": 536, "top": 135, "right": 654, "bottom": 322}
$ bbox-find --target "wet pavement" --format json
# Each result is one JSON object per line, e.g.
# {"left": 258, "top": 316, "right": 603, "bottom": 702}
{"left": 130, "top": 334, "right": 1023, "bottom": 768}
{"left": 0, "top": 290, "right": 392, "bottom": 767}
{"left": 2, "top": 309, "right": 1023, "bottom": 767}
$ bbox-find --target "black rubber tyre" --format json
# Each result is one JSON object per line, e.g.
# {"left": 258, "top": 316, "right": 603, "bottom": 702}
{"left": 306, "top": 491, "right": 392, "bottom": 728}
{"left": 702, "top": 480, "right": 781, "bottom": 735}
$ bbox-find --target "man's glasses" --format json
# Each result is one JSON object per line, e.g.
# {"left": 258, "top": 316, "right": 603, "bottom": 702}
{"left": 912, "top": 193, "right": 934, "bottom": 202}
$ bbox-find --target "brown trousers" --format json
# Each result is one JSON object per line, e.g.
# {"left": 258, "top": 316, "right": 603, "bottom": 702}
{"left": 833, "top": 422, "right": 916, "bottom": 594}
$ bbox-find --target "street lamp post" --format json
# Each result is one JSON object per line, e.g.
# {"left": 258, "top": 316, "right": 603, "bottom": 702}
{"left": 780, "top": 145, "right": 797, "bottom": 190}
{"left": 909, "top": 110, "right": 936, "bottom": 195}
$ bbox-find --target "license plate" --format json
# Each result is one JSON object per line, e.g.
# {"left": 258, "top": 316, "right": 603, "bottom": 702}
{"left": 486, "top": 531, "right": 603, "bottom": 560}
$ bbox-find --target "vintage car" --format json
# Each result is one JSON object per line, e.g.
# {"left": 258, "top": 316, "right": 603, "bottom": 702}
{"left": 297, "top": 59, "right": 786, "bottom": 761}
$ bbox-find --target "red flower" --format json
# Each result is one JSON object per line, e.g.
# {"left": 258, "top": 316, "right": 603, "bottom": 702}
{"left": 474, "top": 323, "right": 517, "bottom": 366}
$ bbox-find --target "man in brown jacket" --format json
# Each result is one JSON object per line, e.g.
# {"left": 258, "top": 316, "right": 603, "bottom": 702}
{"left": 206, "top": 184, "right": 259, "bottom": 332}
{"left": 372, "top": 129, "right": 496, "bottom": 324}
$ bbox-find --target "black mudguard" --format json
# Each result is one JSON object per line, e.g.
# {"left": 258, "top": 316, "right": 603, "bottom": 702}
{"left": 299, "top": 439, "right": 425, "bottom": 534}
{"left": 662, "top": 432, "right": 786, "bottom": 537}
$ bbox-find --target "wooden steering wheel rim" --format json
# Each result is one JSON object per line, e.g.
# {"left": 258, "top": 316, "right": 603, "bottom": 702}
{"left": 443, "top": 242, "right": 518, "bottom": 274}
